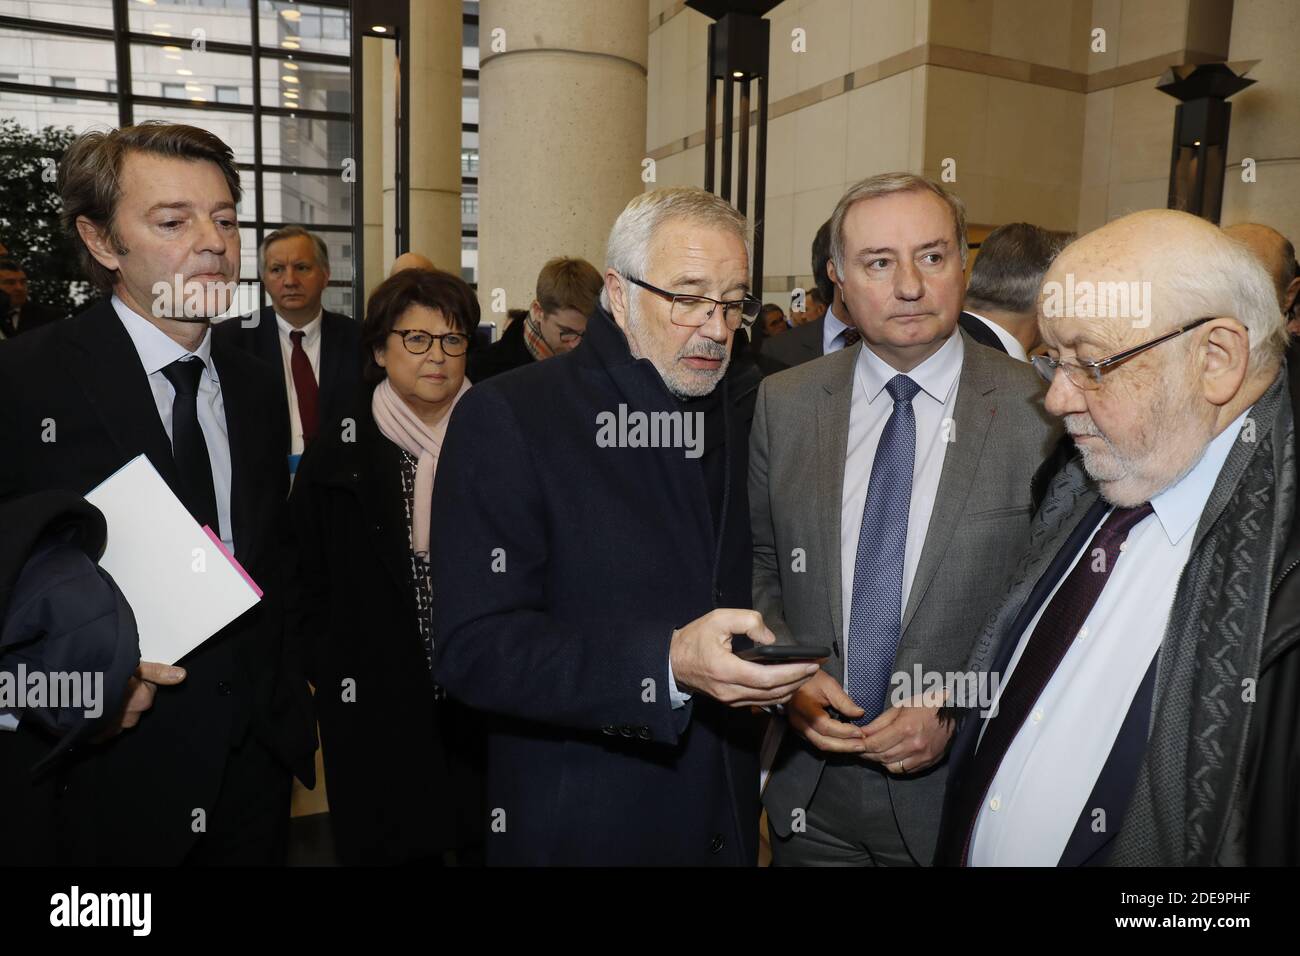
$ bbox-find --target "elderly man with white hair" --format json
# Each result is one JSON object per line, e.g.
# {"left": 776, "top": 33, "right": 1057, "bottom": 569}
{"left": 429, "top": 187, "right": 821, "bottom": 865}
{"left": 937, "top": 208, "right": 1300, "bottom": 866}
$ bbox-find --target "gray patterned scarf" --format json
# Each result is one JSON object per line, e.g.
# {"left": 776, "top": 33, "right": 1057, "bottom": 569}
{"left": 1110, "top": 370, "right": 1296, "bottom": 865}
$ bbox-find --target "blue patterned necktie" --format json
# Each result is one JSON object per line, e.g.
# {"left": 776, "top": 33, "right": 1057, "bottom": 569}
{"left": 845, "top": 373, "right": 922, "bottom": 725}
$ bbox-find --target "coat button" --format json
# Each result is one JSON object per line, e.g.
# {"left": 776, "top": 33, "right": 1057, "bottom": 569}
{"left": 216, "top": 681, "right": 232, "bottom": 696}
{"left": 619, "top": 725, "right": 635, "bottom": 737}
{"left": 710, "top": 834, "right": 724, "bottom": 854}
{"left": 637, "top": 726, "right": 651, "bottom": 740}
{"left": 601, "top": 725, "right": 617, "bottom": 736}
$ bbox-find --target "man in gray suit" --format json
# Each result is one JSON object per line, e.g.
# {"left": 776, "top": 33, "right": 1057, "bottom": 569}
{"left": 753, "top": 173, "right": 1060, "bottom": 865}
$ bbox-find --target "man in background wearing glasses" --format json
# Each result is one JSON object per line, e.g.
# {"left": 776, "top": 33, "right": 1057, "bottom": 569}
{"left": 468, "top": 255, "right": 602, "bottom": 383}
{"left": 938, "top": 208, "right": 1300, "bottom": 866}
{"left": 430, "top": 186, "right": 820, "bottom": 865}
{"left": 755, "top": 173, "right": 1060, "bottom": 866}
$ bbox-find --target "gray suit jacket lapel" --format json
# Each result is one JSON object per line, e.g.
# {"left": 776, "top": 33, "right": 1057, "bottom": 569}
{"left": 900, "top": 332, "right": 997, "bottom": 635}
{"left": 815, "top": 344, "right": 859, "bottom": 678}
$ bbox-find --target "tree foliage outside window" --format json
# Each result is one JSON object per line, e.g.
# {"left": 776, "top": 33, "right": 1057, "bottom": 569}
{"left": 0, "top": 118, "right": 93, "bottom": 322}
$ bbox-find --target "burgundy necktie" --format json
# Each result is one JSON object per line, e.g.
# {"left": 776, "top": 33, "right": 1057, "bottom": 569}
{"left": 840, "top": 327, "right": 861, "bottom": 348}
{"left": 948, "top": 502, "right": 1155, "bottom": 864}
{"left": 289, "top": 329, "right": 320, "bottom": 444}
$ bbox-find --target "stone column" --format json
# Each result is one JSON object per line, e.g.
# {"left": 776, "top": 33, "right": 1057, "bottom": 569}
{"left": 477, "top": 0, "right": 649, "bottom": 314}
{"left": 406, "top": 0, "right": 465, "bottom": 273}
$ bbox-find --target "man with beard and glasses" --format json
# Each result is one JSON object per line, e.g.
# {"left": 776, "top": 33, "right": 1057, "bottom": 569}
{"left": 937, "top": 209, "right": 1300, "bottom": 866}
{"left": 0, "top": 122, "right": 315, "bottom": 865}
{"left": 430, "top": 186, "right": 820, "bottom": 865}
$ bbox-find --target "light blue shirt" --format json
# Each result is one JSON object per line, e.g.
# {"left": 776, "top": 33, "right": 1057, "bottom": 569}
{"left": 111, "top": 296, "right": 235, "bottom": 555}
{"left": 970, "top": 408, "right": 1251, "bottom": 865}
{"left": 841, "top": 332, "right": 965, "bottom": 640}
{"left": 822, "top": 304, "right": 853, "bottom": 355}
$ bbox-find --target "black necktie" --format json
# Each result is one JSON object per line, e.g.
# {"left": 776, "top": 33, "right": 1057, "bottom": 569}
{"left": 947, "top": 502, "right": 1155, "bottom": 865}
{"left": 841, "top": 327, "right": 861, "bottom": 348}
{"left": 160, "top": 357, "right": 219, "bottom": 532}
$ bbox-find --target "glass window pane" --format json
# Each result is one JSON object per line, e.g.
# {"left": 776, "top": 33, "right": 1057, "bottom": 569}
{"left": 129, "top": 0, "right": 253, "bottom": 46}
{"left": 0, "top": 28, "right": 117, "bottom": 92}
{"left": 133, "top": 104, "right": 255, "bottom": 162}
{"left": 131, "top": 44, "right": 255, "bottom": 105}
{"left": 260, "top": 113, "right": 349, "bottom": 169}
{"left": 238, "top": 226, "right": 259, "bottom": 282}
{"left": 258, "top": 1, "right": 349, "bottom": 56}
{"left": 261, "top": 171, "right": 351, "bottom": 227}
{"left": 0, "top": 0, "right": 114, "bottom": 29}
{"left": 321, "top": 284, "right": 353, "bottom": 317}
{"left": 260, "top": 56, "right": 348, "bottom": 114}
{"left": 0, "top": 92, "right": 118, "bottom": 136}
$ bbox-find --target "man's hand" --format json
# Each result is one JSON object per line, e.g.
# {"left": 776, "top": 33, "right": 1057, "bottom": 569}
{"left": 860, "top": 693, "right": 954, "bottom": 774}
{"left": 786, "top": 669, "right": 870, "bottom": 753}
{"left": 669, "top": 608, "right": 821, "bottom": 708}
{"left": 94, "top": 662, "right": 187, "bottom": 741}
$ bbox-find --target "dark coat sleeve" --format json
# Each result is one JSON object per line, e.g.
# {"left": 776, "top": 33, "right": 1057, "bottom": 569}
{"left": 1245, "top": 637, "right": 1300, "bottom": 865}
{"left": 429, "top": 385, "right": 688, "bottom": 743}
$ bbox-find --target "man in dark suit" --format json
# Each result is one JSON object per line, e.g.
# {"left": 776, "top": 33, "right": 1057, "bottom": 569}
{"left": 0, "top": 258, "right": 60, "bottom": 339}
{"left": 431, "top": 186, "right": 820, "bottom": 865}
{"left": 213, "top": 226, "right": 360, "bottom": 474}
{"left": 959, "top": 222, "right": 1074, "bottom": 360}
{"left": 0, "top": 122, "right": 315, "bottom": 865}
{"left": 467, "top": 256, "right": 602, "bottom": 383}
{"left": 760, "top": 219, "right": 862, "bottom": 370}
{"left": 755, "top": 173, "right": 1060, "bottom": 866}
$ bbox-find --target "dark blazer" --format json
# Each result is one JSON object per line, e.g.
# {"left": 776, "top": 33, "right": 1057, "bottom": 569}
{"left": 757, "top": 314, "right": 824, "bottom": 370}
{"left": 958, "top": 311, "right": 1011, "bottom": 354}
{"left": 466, "top": 313, "right": 534, "bottom": 383}
{"left": 1, "top": 301, "right": 60, "bottom": 339}
{"left": 0, "top": 298, "right": 316, "bottom": 865}
{"left": 213, "top": 305, "right": 361, "bottom": 452}
{"left": 430, "top": 308, "right": 764, "bottom": 866}
{"left": 289, "top": 391, "right": 484, "bottom": 864}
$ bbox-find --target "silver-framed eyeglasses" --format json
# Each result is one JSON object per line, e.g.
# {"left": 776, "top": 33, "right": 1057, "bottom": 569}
{"left": 622, "top": 273, "right": 762, "bottom": 330}
{"left": 1031, "top": 316, "right": 1214, "bottom": 391}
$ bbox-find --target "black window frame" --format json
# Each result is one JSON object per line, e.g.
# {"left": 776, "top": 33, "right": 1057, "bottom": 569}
{"left": 0, "top": 0, "right": 356, "bottom": 307}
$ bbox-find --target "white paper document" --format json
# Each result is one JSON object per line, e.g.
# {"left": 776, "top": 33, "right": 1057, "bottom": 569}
{"left": 85, "top": 454, "right": 262, "bottom": 665}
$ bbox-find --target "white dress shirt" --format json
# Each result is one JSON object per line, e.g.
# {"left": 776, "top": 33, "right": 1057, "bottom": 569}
{"left": 275, "top": 311, "right": 323, "bottom": 458}
{"left": 840, "top": 332, "right": 965, "bottom": 651}
{"left": 112, "top": 295, "right": 235, "bottom": 556}
{"left": 969, "top": 409, "right": 1250, "bottom": 866}
{"left": 822, "top": 304, "right": 854, "bottom": 355}
{"left": 965, "top": 310, "right": 1029, "bottom": 362}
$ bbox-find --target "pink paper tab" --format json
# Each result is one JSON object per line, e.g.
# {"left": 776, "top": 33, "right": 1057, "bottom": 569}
{"left": 202, "top": 526, "right": 263, "bottom": 599}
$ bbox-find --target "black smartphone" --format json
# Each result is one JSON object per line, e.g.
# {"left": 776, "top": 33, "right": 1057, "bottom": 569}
{"left": 736, "top": 644, "right": 830, "bottom": 663}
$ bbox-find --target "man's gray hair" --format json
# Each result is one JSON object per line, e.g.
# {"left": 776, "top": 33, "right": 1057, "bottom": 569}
{"left": 1185, "top": 233, "right": 1289, "bottom": 370}
{"left": 259, "top": 224, "right": 330, "bottom": 275}
{"left": 829, "top": 173, "right": 968, "bottom": 279}
{"left": 601, "top": 187, "right": 751, "bottom": 311}
{"left": 966, "top": 222, "right": 1074, "bottom": 314}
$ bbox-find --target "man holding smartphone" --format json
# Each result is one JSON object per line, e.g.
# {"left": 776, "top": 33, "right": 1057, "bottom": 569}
{"left": 431, "top": 187, "right": 820, "bottom": 865}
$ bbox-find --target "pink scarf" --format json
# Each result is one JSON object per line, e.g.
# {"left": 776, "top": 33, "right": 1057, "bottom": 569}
{"left": 371, "top": 376, "right": 471, "bottom": 560}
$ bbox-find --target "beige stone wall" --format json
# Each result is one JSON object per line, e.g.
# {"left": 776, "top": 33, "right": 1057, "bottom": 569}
{"left": 645, "top": 0, "right": 1262, "bottom": 298}
{"left": 1221, "top": 0, "right": 1300, "bottom": 243}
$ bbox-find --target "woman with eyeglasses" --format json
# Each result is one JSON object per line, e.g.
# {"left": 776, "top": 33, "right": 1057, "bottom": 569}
{"left": 289, "top": 267, "right": 484, "bottom": 865}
